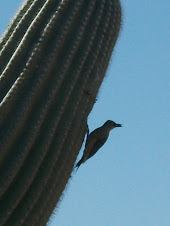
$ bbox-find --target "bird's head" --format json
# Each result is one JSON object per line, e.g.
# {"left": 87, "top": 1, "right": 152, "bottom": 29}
{"left": 103, "top": 120, "right": 122, "bottom": 130}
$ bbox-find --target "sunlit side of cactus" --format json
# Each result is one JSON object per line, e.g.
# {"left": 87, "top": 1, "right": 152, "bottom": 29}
{"left": 0, "top": 0, "right": 121, "bottom": 225}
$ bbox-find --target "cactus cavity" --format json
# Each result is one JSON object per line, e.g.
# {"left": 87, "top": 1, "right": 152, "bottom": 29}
{"left": 0, "top": 0, "right": 121, "bottom": 225}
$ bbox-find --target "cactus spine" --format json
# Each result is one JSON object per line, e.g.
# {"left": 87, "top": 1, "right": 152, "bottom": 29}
{"left": 0, "top": 0, "right": 121, "bottom": 225}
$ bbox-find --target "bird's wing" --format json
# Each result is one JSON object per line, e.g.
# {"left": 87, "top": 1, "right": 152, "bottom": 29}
{"left": 87, "top": 138, "right": 107, "bottom": 160}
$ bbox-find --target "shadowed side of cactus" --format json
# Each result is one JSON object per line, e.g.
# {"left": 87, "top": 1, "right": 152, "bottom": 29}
{"left": 0, "top": 0, "right": 121, "bottom": 225}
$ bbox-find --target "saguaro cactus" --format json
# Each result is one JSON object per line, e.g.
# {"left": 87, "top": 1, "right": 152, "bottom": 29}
{"left": 0, "top": 0, "right": 121, "bottom": 225}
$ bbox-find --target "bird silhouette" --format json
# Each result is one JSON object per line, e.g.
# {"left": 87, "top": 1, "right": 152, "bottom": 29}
{"left": 75, "top": 120, "right": 122, "bottom": 169}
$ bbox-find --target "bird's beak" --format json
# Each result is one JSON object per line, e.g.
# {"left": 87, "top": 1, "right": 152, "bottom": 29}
{"left": 115, "top": 123, "right": 122, "bottom": 127}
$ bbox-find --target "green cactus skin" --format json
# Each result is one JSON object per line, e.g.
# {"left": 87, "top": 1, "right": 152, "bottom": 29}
{"left": 0, "top": 0, "right": 121, "bottom": 225}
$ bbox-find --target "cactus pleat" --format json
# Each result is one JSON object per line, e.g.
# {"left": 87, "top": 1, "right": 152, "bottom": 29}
{"left": 0, "top": 0, "right": 35, "bottom": 50}
{"left": 0, "top": 0, "right": 121, "bottom": 225}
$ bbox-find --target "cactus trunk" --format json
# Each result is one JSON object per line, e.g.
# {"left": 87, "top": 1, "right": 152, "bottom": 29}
{"left": 0, "top": 0, "right": 121, "bottom": 225}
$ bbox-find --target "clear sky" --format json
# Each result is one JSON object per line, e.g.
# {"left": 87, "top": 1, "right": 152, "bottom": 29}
{"left": 1, "top": 0, "right": 169, "bottom": 226}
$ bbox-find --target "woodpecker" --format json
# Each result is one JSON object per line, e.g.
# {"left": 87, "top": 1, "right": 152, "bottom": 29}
{"left": 75, "top": 120, "right": 122, "bottom": 169}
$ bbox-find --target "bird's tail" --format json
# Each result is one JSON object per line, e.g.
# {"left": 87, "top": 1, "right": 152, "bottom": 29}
{"left": 75, "top": 159, "right": 83, "bottom": 170}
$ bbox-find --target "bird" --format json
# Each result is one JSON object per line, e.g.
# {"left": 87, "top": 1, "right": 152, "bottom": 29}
{"left": 75, "top": 120, "right": 122, "bottom": 169}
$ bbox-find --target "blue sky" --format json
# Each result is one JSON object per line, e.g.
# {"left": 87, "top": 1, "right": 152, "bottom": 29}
{"left": 1, "top": 0, "right": 169, "bottom": 226}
